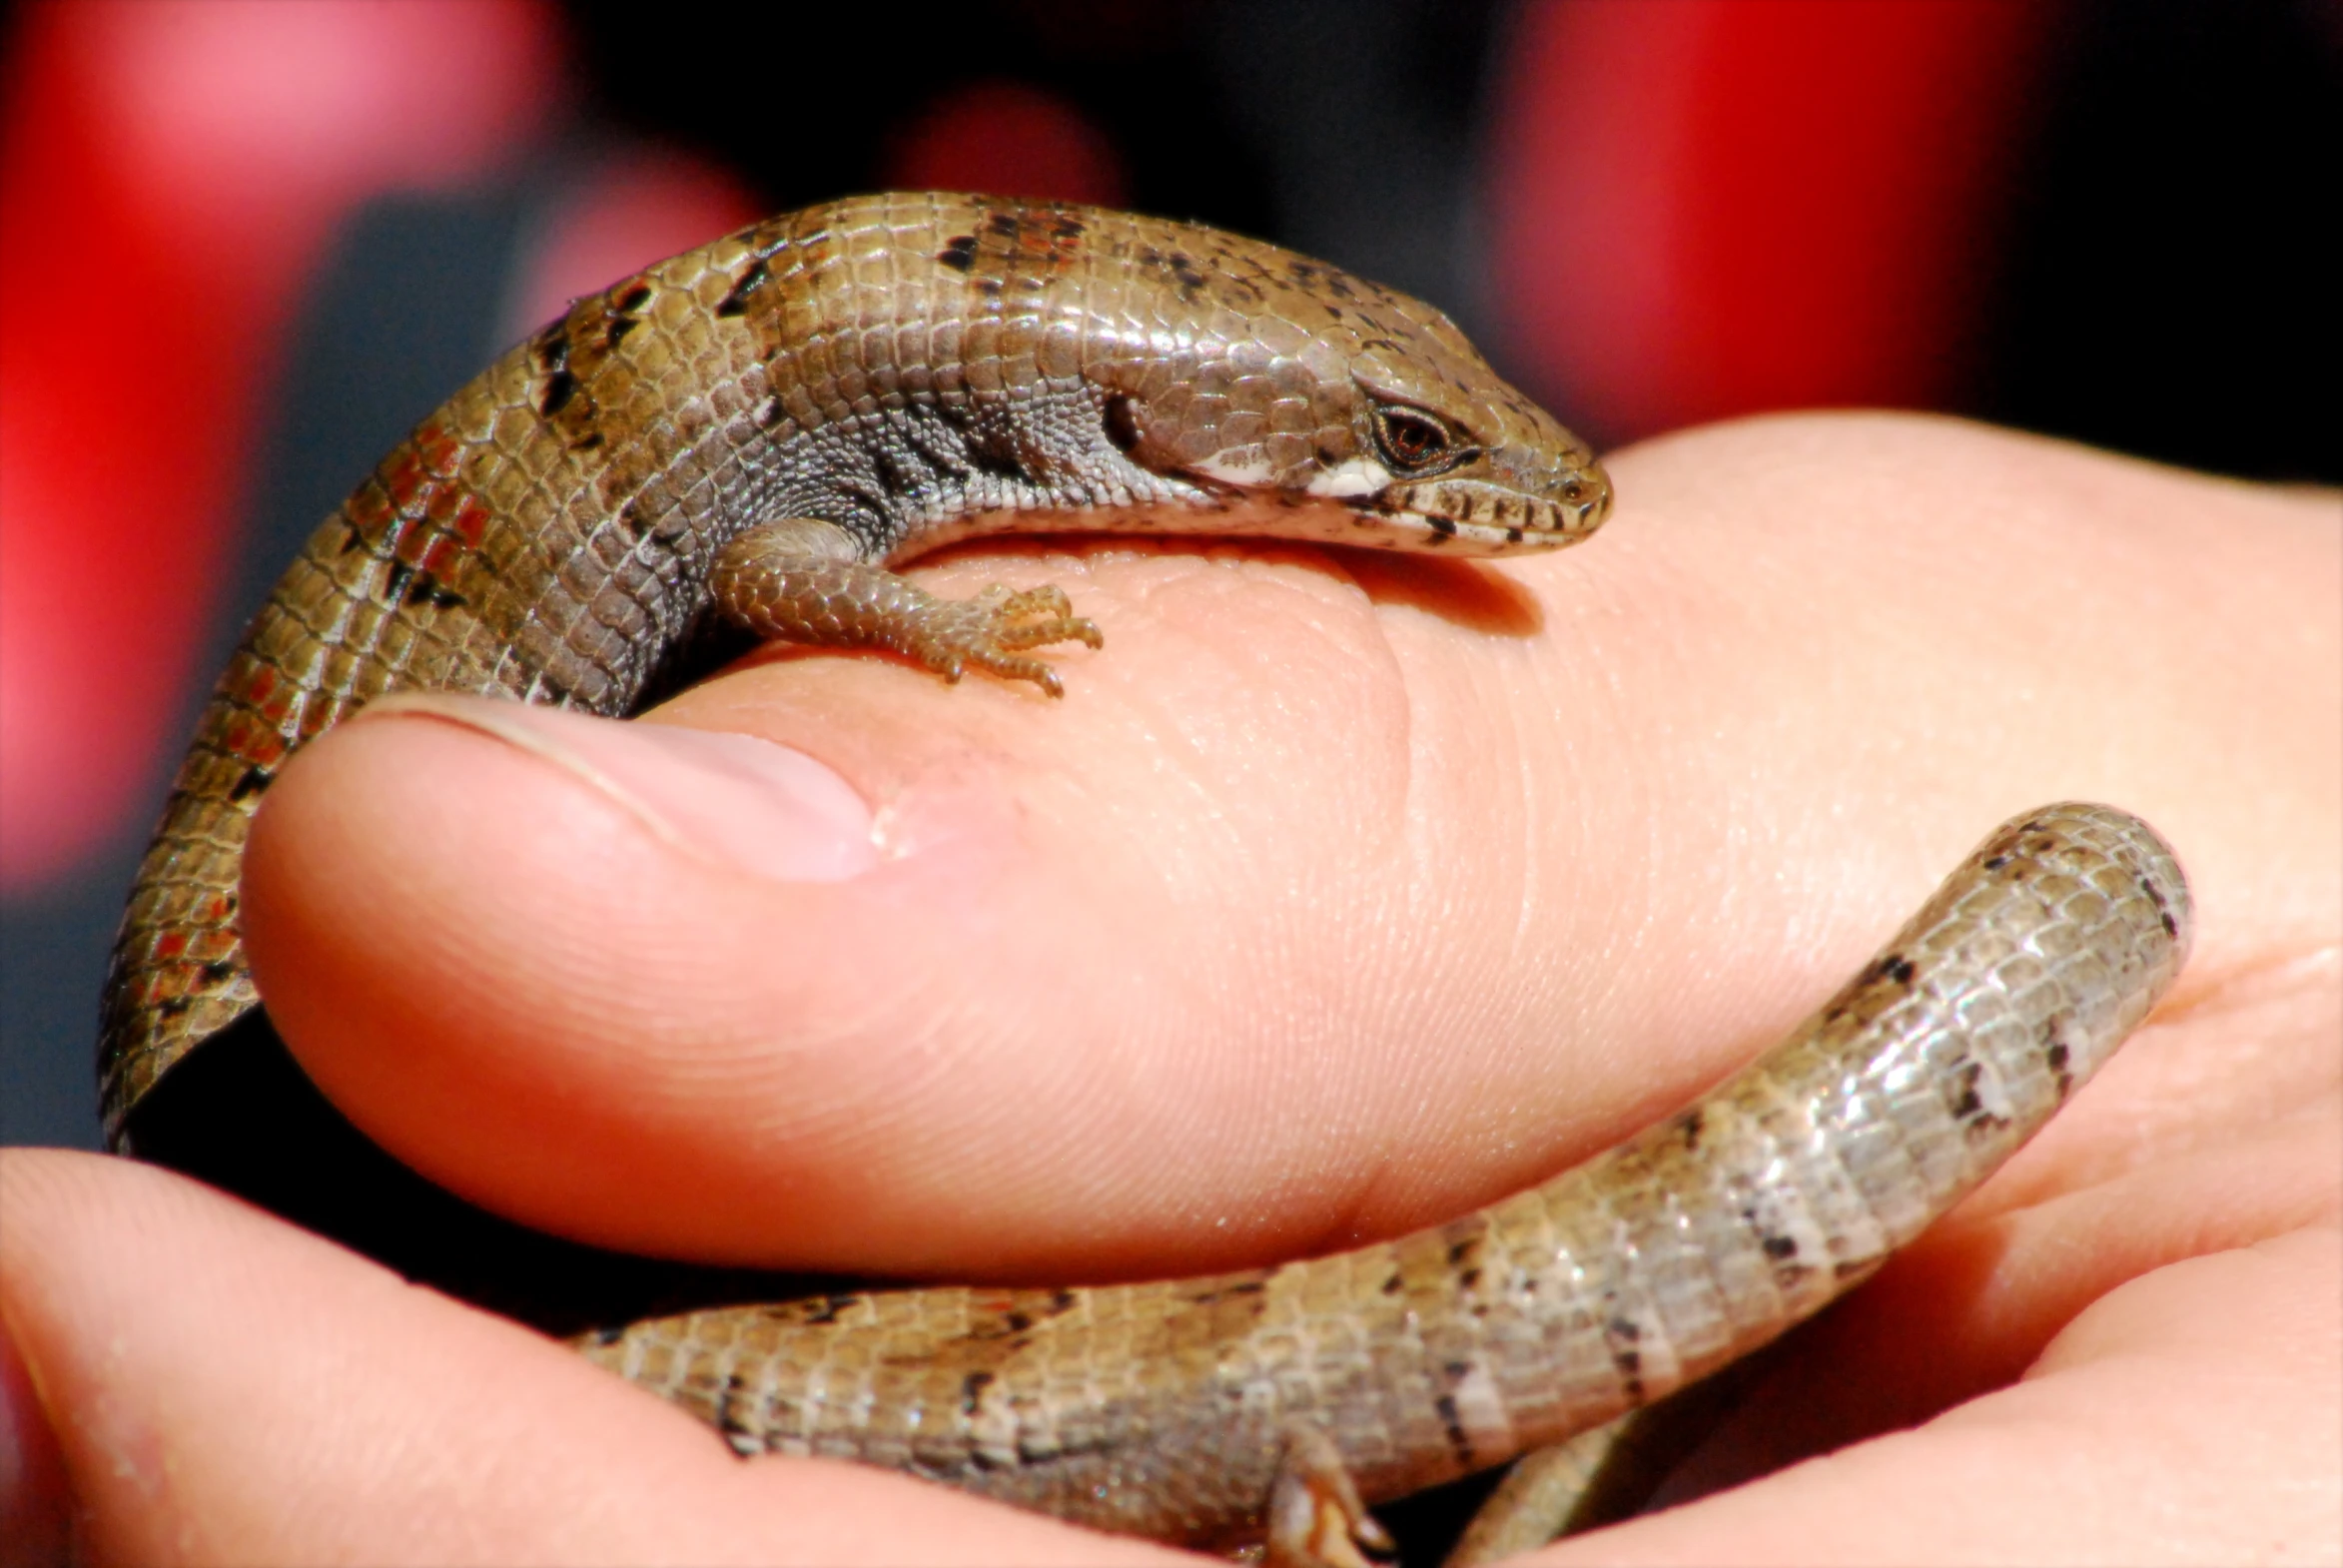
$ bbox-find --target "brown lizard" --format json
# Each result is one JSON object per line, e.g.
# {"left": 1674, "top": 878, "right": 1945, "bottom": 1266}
{"left": 100, "top": 193, "right": 2187, "bottom": 1563}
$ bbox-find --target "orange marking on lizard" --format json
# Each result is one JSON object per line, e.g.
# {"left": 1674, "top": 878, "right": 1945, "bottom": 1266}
{"left": 448, "top": 492, "right": 492, "bottom": 548}
{"left": 413, "top": 532, "right": 465, "bottom": 581}
{"left": 346, "top": 480, "right": 396, "bottom": 542}
{"left": 412, "top": 421, "right": 463, "bottom": 478}
{"left": 219, "top": 711, "right": 290, "bottom": 771}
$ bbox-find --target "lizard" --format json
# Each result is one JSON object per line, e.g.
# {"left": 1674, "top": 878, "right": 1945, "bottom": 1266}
{"left": 98, "top": 192, "right": 2188, "bottom": 1563}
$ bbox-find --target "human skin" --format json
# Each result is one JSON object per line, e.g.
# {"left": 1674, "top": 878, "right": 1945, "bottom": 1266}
{"left": 4, "top": 413, "right": 2336, "bottom": 1565}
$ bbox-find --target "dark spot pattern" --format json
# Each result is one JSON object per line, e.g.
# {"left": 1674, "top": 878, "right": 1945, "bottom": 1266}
{"left": 965, "top": 433, "right": 1030, "bottom": 484}
{"left": 1674, "top": 1109, "right": 1704, "bottom": 1151}
{"left": 1603, "top": 1314, "right": 1646, "bottom": 1401}
{"left": 527, "top": 315, "right": 574, "bottom": 407}
{"left": 1443, "top": 1222, "right": 1484, "bottom": 1273}
{"left": 2043, "top": 1020, "right": 2074, "bottom": 1097}
{"left": 1432, "top": 1392, "right": 1474, "bottom": 1467}
{"left": 538, "top": 367, "right": 578, "bottom": 417}
{"left": 714, "top": 1371, "right": 757, "bottom": 1445}
{"left": 714, "top": 258, "right": 770, "bottom": 318}
{"left": 1949, "top": 1061, "right": 1984, "bottom": 1120}
{"left": 381, "top": 560, "right": 463, "bottom": 610}
{"left": 797, "top": 1294, "right": 861, "bottom": 1326}
{"left": 1185, "top": 1280, "right": 1266, "bottom": 1306}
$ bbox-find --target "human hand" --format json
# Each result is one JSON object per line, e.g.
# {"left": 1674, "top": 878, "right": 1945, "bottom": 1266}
{"left": 6, "top": 413, "right": 2334, "bottom": 1564}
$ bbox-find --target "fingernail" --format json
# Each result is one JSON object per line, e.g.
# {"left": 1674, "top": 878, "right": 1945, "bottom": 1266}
{"left": 355, "top": 693, "right": 880, "bottom": 883}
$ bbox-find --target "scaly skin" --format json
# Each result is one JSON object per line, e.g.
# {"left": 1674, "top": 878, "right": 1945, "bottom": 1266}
{"left": 99, "top": 195, "right": 2186, "bottom": 1559}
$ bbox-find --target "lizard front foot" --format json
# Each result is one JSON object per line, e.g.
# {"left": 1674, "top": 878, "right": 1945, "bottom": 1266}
{"left": 713, "top": 521, "right": 1102, "bottom": 697}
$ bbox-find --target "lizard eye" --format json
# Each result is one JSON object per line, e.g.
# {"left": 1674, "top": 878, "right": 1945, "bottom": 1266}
{"left": 1367, "top": 402, "right": 1472, "bottom": 476}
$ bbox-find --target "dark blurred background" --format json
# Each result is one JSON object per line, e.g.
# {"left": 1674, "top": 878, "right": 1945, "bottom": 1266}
{"left": 4, "top": 0, "right": 2337, "bottom": 1158}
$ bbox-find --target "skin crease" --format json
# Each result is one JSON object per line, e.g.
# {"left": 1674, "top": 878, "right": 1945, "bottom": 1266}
{"left": 3, "top": 413, "right": 2336, "bottom": 1565}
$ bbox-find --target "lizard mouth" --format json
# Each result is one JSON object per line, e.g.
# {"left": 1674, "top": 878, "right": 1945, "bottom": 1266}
{"left": 1365, "top": 465, "right": 1612, "bottom": 552}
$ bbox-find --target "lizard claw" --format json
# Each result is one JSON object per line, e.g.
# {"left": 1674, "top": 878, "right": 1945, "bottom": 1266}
{"left": 908, "top": 583, "right": 1102, "bottom": 697}
{"left": 1266, "top": 1422, "right": 1396, "bottom": 1568}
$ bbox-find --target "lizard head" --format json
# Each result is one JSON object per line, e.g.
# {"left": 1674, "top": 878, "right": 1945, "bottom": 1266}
{"left": 1089, "top": 236, "right": 1610, "bottom": 557}
{"left": 1321, "top": 329, "right": 1613, "bottom": 556}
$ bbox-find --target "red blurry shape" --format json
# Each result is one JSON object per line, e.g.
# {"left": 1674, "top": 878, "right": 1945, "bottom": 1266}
{"left": 884, "top": 80, "right": 1129, "bottom": 209}
{"left": 0, "top": 1, "right": 561, "bottom": 890}
{"left": 1489, "top": 0, "right": 2046, "bottom": 438}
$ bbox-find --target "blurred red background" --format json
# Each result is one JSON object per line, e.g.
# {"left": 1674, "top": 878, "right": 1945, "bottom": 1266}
{"left": 3, "top": 0, "right": 2335, "bottom": 1149}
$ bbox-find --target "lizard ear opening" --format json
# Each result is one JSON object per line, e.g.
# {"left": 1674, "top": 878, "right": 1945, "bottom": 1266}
{"left": 1103, "top": 392, "right": 1145, "bottom": 456}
